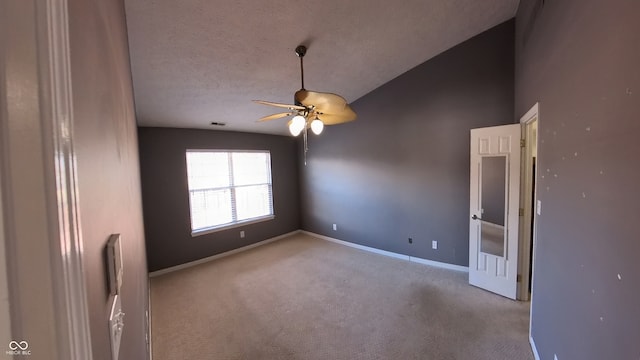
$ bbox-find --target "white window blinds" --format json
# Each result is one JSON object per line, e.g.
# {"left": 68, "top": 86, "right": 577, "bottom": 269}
{"left": 186, "top": 150, "right": 273, "bottom": 234}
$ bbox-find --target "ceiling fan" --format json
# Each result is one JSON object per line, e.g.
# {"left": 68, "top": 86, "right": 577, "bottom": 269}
{"left": 253, "top": 45, "right": 357, "bottom": 138}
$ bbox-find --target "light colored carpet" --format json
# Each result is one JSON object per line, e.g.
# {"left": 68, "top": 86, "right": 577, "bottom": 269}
{"left": 150, "top": 233, "right": 534, "bottom": 360}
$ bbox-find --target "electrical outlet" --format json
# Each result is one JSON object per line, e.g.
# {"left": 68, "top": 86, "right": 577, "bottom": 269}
{"left": 240, "top": 231, "right": 245, "bottom": 238}
{"left": 432, "top": 240, "right": 438, "bottom": 250}
{"left": 332, "top": 224, "right": 337, "bottom": 231}
{"left": 408, "top": 237, "right": 413, "bottom": 244}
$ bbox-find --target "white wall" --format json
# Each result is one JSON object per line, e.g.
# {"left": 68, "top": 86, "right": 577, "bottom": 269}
{"left": 1, "top": 0, "right": 68, "bottom": 357}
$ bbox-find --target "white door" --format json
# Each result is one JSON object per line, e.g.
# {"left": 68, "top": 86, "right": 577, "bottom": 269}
{"left": 469, "top": 124, "right": 521, "bottom": 299}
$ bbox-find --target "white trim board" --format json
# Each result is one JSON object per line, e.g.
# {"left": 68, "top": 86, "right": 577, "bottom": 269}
{"left": 151, "top": 230, "right": 469, "bottom": 278}
{"left": 302, "top": 231, "right": 469, "bottom": 272}
{"left": 2, "top": 1, "right": 94, "bottom": 358}
{"left": 529, "top": 335, "right": 541, "bottom": 360}
{"left": 521, "top": 102, "right": 539, "bottom": 124}
{"left": 149, "top": 230, "right": 300, "bottom": 277}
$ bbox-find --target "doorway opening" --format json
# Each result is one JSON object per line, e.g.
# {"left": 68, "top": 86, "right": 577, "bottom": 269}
{"left": 517, "top": 103, "right": 539, "bottom": 301}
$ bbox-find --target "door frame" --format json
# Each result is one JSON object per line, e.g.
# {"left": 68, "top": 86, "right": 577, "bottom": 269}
{"left": 1, "top": 0, "right": 93, "bottom": 358}
{"left": 517, "top": 103, "right": 539, "bottom": 301}
{"left": 0, "top": 144, "right": 10, "bottom": 347}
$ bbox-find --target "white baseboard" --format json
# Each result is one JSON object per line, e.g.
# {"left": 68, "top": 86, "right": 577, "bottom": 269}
{"left": 408, "top": 255, "right": 469, "bottom": 272}
{"left": 529, "top": 335, "right": 541, "bottom": 360}
{"left": 302, "top": 231, "right": 468, "bottom": 272}
{"left": 150, "top": 230, "right": 469, "bottom": 277}
{"left": 305, "top": 231, "right": 410, "bottom": 260}
{"left": 149, "top": 230, "right": 300, "bottom": 277}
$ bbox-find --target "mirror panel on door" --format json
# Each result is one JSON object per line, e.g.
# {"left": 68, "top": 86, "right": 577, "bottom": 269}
{"left": 480, "top": 156, "right": 506, "bottom": 257}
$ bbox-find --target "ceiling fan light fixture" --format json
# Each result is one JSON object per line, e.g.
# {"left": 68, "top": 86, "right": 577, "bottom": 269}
{"left": 289, "top": 123, "right": 303, "bottom": 136}
{"left": 289, "top": 115, "right": 306, "bottom": 136}
{"left": 254, "top": 44, "right": 356, "bottom": 165}
{"left": 310, "top": 118, "right": 324, "bottom": 135}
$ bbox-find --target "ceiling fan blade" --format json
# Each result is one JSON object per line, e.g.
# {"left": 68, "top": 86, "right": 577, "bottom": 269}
{"left": 295, "top": 90, "right": 347, "bottom": 108}
{"left": 297, "top": 89, "right": 357, "bottom": 125}
{"left": 314, "top": 105, "right": 357, "bottom": 125}
{"left": 258, "top": 112, "right": 293, "bottom": 122}
{"left": 293, "top": 89, "right": 310, "bottom": 105}
{"left": 295, "top": 90, "right": 356, "bottom": 118}
{"left": 253, "top": 99, "right": 305, "bottom": 111}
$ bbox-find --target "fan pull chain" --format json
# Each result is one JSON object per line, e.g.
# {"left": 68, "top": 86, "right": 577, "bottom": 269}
{"left": 303, "top": 122, "right": 308, "bottom": 165}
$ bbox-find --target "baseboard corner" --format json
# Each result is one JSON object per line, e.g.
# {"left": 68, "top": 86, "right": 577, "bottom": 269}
{"left": 529, "top": 335, "right": 541, "bottom": 360}
{"left": 148, "top": 230, "right": 300, "bottom": 277}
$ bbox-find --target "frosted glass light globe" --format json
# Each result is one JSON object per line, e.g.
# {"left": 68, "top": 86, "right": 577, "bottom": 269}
{"left": 289, "top": 115, "right": 306, "bottom": 136}
{"left": 310, "top": 118, "right": 324, "bottom": 135}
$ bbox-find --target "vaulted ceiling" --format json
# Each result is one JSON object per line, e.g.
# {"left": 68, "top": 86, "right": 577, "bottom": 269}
{"left": 125, "top": 0, "right": 520, "bottom": 135}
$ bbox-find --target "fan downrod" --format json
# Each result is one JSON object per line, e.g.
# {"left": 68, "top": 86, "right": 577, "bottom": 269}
{"left": 295, "top": 45, "right": 307, "bottom": 90}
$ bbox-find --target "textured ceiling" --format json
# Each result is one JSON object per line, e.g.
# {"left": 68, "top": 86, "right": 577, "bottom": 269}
{"left": 125, "top": 0, "right": 519, "bottom": 135}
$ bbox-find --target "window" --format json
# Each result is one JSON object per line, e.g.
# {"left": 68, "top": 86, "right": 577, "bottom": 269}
{"left": 186, "top": 150, "right": 274, "bottom": 235}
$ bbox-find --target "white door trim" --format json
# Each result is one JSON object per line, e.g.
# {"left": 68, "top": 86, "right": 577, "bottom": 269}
{"left": 518, "top": 103, "right": 540, "bottom": 356}
{"left": 1, "top": 0, "right": 93, "bottom": 358}
{"left": 520, "top": 103, "right": 539, "bottom": 125}
{"left": 44, "top": 0, "right": 94, "bottom": 357}
{"left": 518, "top": 103, "right": 539, "bottom": 301}
{"left": 0, "top": 142, "right": 11, "bottom": 348}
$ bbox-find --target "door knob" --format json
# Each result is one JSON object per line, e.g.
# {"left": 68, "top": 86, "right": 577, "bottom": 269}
{"left": 472, "top": 214, "right": 482, "bottom": 220}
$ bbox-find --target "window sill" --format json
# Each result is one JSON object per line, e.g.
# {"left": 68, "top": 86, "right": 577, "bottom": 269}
{"left": 191, "top": 215, "right": 275, "bottom": 237}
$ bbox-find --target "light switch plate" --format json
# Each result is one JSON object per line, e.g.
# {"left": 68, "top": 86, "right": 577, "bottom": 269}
{"left": 107, "top": 234, "right": 123, "bottom": 296}
{"left": 537, "top": 200, "right": 542, "bottom": 215}
{"left": 109, "top": 295, "right": 124, "bottom": 360}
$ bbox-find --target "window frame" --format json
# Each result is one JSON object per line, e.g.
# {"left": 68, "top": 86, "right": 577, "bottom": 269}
{"left": 185, "top": 149, "right": 275, "bottom": 237}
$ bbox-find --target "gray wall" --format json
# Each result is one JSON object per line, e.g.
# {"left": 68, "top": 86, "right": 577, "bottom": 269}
{"left": 138, "top": 128, "right": 300, "bottom": 272}
{"left": 69, "top": 0, "right": 150, "bottom": 358}
{"left": 299, "top": 20, "right": 515, "bottom": 266}
{"left": 516, "top": 1, "right": 640, "bottom": 359}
